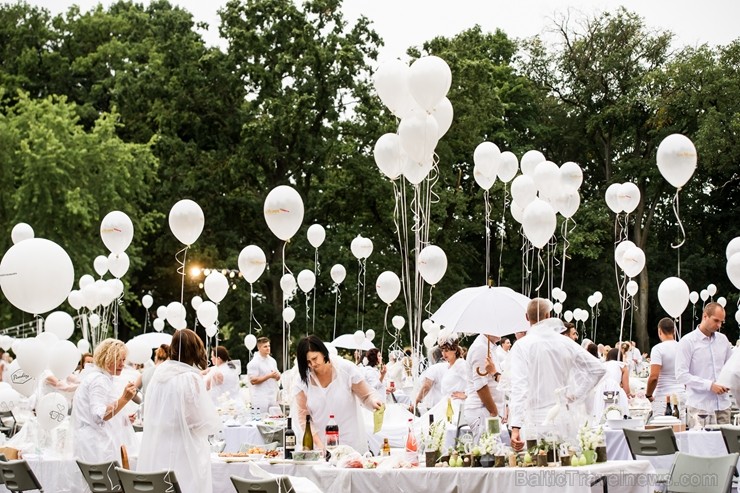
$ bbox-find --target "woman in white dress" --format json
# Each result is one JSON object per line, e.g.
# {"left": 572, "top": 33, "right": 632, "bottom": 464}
{"left": 437, "top": 331, "right": 469, "bottom": 421}
{"left": 71, "top": 339, "right": 138, "bottom": 463}
{"left": 293, "top": 335, "right": 383, "bottom": 453}
{"left": 204, "top": 345, "right": 241, "bottom": 406}
{"left": 363, "top": 348, "right": 386, "bottom": 397}
{"left": 138, "top": 329, "right": 221, "bottom": 493}
{"left": 591, "top": 346, "right": 631, "bottom": 421}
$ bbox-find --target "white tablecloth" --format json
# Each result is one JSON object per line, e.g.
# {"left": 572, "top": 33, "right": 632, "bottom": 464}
{"left": 223, "top": 424, "right": 266, "bottom": 452}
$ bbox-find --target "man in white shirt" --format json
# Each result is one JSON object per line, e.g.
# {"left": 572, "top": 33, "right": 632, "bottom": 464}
{"left": 246, "top": 337, "right": 280, "bottom": 413}
{"left": 465, "top": 333, "right": 505, "bottom": 442}
{"left": 646, "top": 318, "right": 685, "bottom": 416}
{"left": 676, "top": 302, "right": 731, "bottom": 427}
{"left": 509, "top": 298, "right": 605, "bottom": 451}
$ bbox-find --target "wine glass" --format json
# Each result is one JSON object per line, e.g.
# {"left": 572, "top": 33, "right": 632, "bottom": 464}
{"left": 695, "top": 410, "right": 709, "bottom": 431}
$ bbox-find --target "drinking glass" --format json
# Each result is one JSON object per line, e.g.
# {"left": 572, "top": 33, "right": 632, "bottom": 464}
{"left": 694, "top": 409, "right": 709, "bottom": 431}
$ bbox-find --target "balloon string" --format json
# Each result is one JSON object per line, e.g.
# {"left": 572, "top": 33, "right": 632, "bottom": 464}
{"left": 560, "top": 218, "right": 571, "bottom": 291}
{"left": 393, "top": 180, "right": 413, "bottom": 349}
{"left": 312, "top": 249, "right": 319, "bottom": 334}
{"left": 361, "top": 258, "right": 367, "bottom": 332}
{"left": 671, "top": 190, "right": 686, "bottom": 275}
{"left": 304, "top": 291, "right": 311, "bottom": 337}
{"left": 249, "top": 284, "right": 254, "bottom": 334}
{"left": 332, "top": 286, "right": 340, "bottom": 340}
{"left": 424, "top": 284, "right": 435, "bottom": 319}
{"left": 143, "top": 308, "right": 149, "bottom": 334}
{"left": 175, "top": 246, "right": 189, "bottom": 305}
{"left": 535, "top": 248, "right": 546, "bottom": 294}
{"left": 381, "top": 304, "right": 390, "bottom": 356}
{"left": 498, "top": 183, "right": 509, "bottom": 286}
{"left": 484, "top": 190, "right": 492, "bottom": 284}
{"left": 356, "top": 259, "right": 363, "bottom": 331}
{"left": 282, "top": 241, "right": 289, "bottom": 373}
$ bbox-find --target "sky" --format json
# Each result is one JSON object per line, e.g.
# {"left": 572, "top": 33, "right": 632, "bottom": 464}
{"left": 21, "top": 0, "right": 740, "bottom": 62}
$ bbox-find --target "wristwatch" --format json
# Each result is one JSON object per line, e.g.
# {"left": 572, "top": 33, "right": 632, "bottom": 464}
{"left": 493, "top": 372, "right": 501, "bottom": 382}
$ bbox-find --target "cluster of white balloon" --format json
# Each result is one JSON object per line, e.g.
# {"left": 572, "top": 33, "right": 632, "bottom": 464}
{"left": 726, "top": 238, "right": 740, "bottom": 325}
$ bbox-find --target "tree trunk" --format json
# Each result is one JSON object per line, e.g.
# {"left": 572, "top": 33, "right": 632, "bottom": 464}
{"left": 636, "top": 267, "right": 649, "bottom": 353}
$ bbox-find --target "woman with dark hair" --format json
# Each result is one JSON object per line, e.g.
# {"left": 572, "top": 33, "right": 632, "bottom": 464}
{"left": 138, "top": 329, "right": 221, "bottom": 493}
{"left": 204, "top": 345, "right": 240, "bottom": 405}
{"left": 140, "top": 344, "right": 170, "bottom": 396}
{"left": 294, "top": 335, "right": 383, "bottom": 453}
{"left": 363, "top": 348, "right": 386, "bottom": 396}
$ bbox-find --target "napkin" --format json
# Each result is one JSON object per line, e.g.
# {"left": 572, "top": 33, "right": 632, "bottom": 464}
{"left": 373, "top": 405, "right": 385, "bottom": 433}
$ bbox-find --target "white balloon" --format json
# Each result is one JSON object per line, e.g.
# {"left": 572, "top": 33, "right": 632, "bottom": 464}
{"left": 407, "top": 55, "right": 452, "bottom": 112}
{"left": 736, "top": 311, "right": 740, "bottom": 324}
{"left": 418, "top": 245, "right": 448, "bottom": 285}
{"left": 353, "top": 330, "right": 365, "bottom": 347}
{"left": 283, "top": 306, "right": 296, "bottom": 324}
{"left": 556, "top": 191, "right": 580, "bottom": 219}
{"left": 197, "top": 301, "right": 219, "bottom": 327}
{"left": 557, "top": 291, "right": 567, "bottom": 303}
{"left": 522, "top": 199, "right": 557, "bottom": 249}
{"left": 100, "top": 211, "right": 134, "bottom": 255}
{"left": 473, "top": 142, "right": 501, "bottom": 178}
{"left": 166, "top": 301, "right": 186, "bottom": 327}
{"left": 373, "top": 59, "right": 418, "bottom": 119}
{"left": 7, "top": 360, "right": 37, "bottom": 397}
{"left": 280, "top": 274, "right": 297, "bottom": 295}
{"left": 627, "top": 280, "right": 639, "bottom": 297}
{"left": 553, "top": 302, "right": 563, "bottom": 314}
{"left": 511, "top": 175, "right": 537, "bottom": 208}
{"left": 48, "top": 340, "right": 80, "bottom": 380}
{"left": 376, "top": 271, "right": 401, "bottom": 304}
{"left": 153, "top": 318, "right": 165, "bottom": 332}
{"left": 264, "top": 185, "right": 305, "bottom": 242}
{"left": 79, "top": 274, "right": 95, "bottom": 290}
{"left": 587, "top": 295, "right": 596, "bottom": 308}
{"left": 350, "top": 236, "right": 373, "bottom": 260}
{"left": 689, "top": 291, "right": 699, "bottom": 304}
{"left": 510, "top": 200, "right": 525, "bottom": 224}
{"left": 559, "top": 162, "right": 583, "bottom": 192}
{"left": 330, "top": 264, "right": 346, "bottom": 285}
{"left": 401, "top": 154, "right": 434, "bottom": 185}
{"left": 365, "top": 329, "right": 376, "bottom": 342}
{"left": 107, "top": 252, "right": 130, "bottom": 278}
{"left": 156, "top": 305, "right": 167, "bottom": 320}
{"left": 37, "top": 331, "right": 59, "bottom": 345}
{"left": 77, "top": 339, "right": 90, "bottom": 353}
{"left": 700, "top": 289, "right": 709, "bottom": 302}
{"left": 398, "top": 113, "right": 439, "bottom": 164}
{"left": 658, "top": 277, "right": 690, "bottom": 318}
{"left": 37, "top": 392, "right": 69, "bottom": 430}
{"left": 707, "top": 284, "right": 717, "bottom": 296}
{"left": 11, "top": 223, "right": 34, "bottom": 244}
{"left": 307, "top": 224, "right": 326, "bottom": 249}
{"left": 617, "top": 182, "right": 640, "bottom": 214}
{"left": 373, "top": 133, "right": 404, "bottom": 180}
{"left": 297, "top": 270, "right": 316, "bottom": 293}
{"left": 615, "top": 240, "right": 637, "bottom": 270}
{"left": 169, "top": 199, "right": 204, "bottom": 246}
{"left": 16, "top": 337, "right": 49, "bottom": 378}
{"left": 392, "top": 316, "right": 405, "bottom": 330}
{"left": 605, "top": 183, "right": 622, "bottom": 213}
{"left": 717, "top": 297, "right": 727, "bottom": 308}
{"left": 423, "top": 333, "right": 436, "bottom": 349}
{"left": 533, "top": 160, "right": 560, "bottom": 197}
{"left": 593, "top": 291, "right": 603, "bottom": 304}
{"left": 93, "top": 255, "right": 109, "bottom": 277}
{"left": 552, "top": 287, "right": 562, "bottom": 300}
{"left": 621, "top": 246, "right": 646, "bottom": 278}
{"left": 563, "top": 310, "right": 573, "bottom": 323}
{"left": 88, "top": 313, "right": 100, "bottom": 329}
{"left": 142, "top": 294, "right": 153, "bottom": 309}
{"left": 126, "top": 339, "right": 151, "bottom": 365}
{"left": 657, "top": 134, "right": 697, "bottom": 189}
{"left": 238, "top": 245, "right": 267, "bottom": 284}
{"left": 520, "top": 150, "right": 545, "bottom": 176}
{"left": 431, "top": 97, "right": 454, "bottom": 138}
{"left": 244, "top": 334, "right": 257, "bottom": 351}
{"left": 190, "top": 295, "right": 202, "bottom": 310}
{"left": 497, "top": 152, "right": 519, "bottom": 183}
{"left": 204, "top": 271, "right": 229, "bottom": 303}
{"left": 727, "top": 253, "right": 740, "bottom": 290}
{"left": 726, "top": 237, "right": 740, "bottom": 261}
{"left": 44, "top": 311, "right": 74, "bottom": 340}
{"left": 473, "top": 162, "right": 497, "bottom": 191}
{"left": 68, "top": 290, "right": 84, "bottom": 311}
{"left": 581, "top": 311, "right": 589, "bottom": 322}
{"left": 0, "top": 386, "right": 21, "bottom": 412}
{"left": 205, "top": 324, "right": 218, "bottom": 337}
{"left": 0, "top": 238, "right": 74, "bottom": 315}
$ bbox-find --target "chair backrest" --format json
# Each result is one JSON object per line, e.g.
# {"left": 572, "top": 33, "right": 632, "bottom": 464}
{"left": 0, "top": 460, "right": 44, "bottom": 492}
{"left": 230, "top": 475, "right": 294, "bottom": 493}
{"left": 115, "top": 468, "right": 181, "bottom": 493}
{"left": 667, "top": 452, "right": 739, "bottom": 493}
{"left": 720, "top": 425, "right": 740, "bottom": 454}
{"left": 0, "top": 412, "right": 18, "bottom": 438}
{"left": 623, "top": 427, "right": 678, "bottom": 459}
{"left": 76, "top": 460, "right": 122, "bottom": 493}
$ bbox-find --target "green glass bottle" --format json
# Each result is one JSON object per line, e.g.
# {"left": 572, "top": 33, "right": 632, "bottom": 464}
{"left": 303, "top": 415, "right": 314, "bottom": 450}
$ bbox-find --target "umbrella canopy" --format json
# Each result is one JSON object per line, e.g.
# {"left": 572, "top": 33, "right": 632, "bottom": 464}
{"left": 331, "top": 333, "right": 375, "bottom": 350}
{"left": 131, "top": 332, "right": 172, "bottom": 349}
{"left": 431, "top": 286, "right": 531, "bottom": 336}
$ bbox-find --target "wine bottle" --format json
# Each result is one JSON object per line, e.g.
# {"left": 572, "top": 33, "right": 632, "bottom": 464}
{"left": 381, "top": 438, "right": 391, "bottom": 456}
{"left": 303, "top": 415, "right": 314, "bottom": 451}
{"left": 446, "top": 398, "right": 454, "bottom": 423}
{"left": 665, "top": 402, "right": 673, "bottom": 416}
{"left": 325, "top": 414, "right": 339, "bottom": 450}
{"left": 284, "top": 417, "right": 296, "bottom": 459}
{"left": 405, "top": 418, "right": 417, "bottom": 452}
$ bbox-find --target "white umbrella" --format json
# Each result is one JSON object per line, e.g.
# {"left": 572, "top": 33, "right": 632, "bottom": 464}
{"left": 331, "top": 333, "right": 375, "bottom": 350}
{"left": 431, "top": 285, "right": 531, "bottom": 336}
{"left": 131, "top": 332, "right": 172, "bottom": 349}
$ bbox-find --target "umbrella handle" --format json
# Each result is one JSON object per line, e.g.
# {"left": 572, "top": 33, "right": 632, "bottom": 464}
{"left": 476, "top": 366, "right": 489, "bottom": 377}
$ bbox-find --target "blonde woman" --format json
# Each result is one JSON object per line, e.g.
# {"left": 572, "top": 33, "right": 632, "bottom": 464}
{"left": 71, "top": 338, "right": 138, "bottom": 463}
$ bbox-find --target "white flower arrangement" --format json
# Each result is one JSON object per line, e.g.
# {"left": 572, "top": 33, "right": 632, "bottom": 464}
{"left": 478, "top": 432, "right": 502, "bottom": 455}
{"left": 423, "top": 419, "right": 446, "bottom": 452}
{"left": 578, "top": 423, "right": 604, "bottom": 452}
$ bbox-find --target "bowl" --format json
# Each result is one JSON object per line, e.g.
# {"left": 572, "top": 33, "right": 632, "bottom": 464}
{"left": 248, "top": 453, "right": 265, "bottom": 461}
{"left": 292, "top": 450, "right": 324, "bottom": 461}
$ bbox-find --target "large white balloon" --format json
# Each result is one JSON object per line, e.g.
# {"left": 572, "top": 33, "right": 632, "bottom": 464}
{"left": 0, "top": 386, "right": 21, "bottom": 412}
{"left": 16, "top": 337, "right": 49, "bottom": 378}
{"left": 238, "top": 245, "right": 267, "bottom": 284}
{"left": 657, "top": 134, "right": 697, "bottom": 189}
{"left": 700, "top": 289, "right": 709, "bottom": 302}
{"left": 0, "top": 238, "right": 74, "bottom": 315}
{"left": 473, "top": 142, "right": 501, "bottom": 180}
{"left": 264, "top": 186, "right": 304, "bottom": 241}
{"left": 330, "top": 264, "right": 346, "bottom": 284}
{"left": 563, "top": 310, "right": 573, "bottom": 323}
{"left": 365, "top": 329, "right": 376, "bottom": 342}
{"left": 11, "top": 223, "right": 34, "bottom": 244}
{"left": 373, "top": 59, "right": 418, "bottom": 119}
{"left": 560, "top": 162, "right": 583, "bottom": 192}
{"left": 401, "top": 155, "right": 434, "bottom": 185}
{"left": 48, "top": 340, "right": 80, "bottom": 380}
{"left": 717, "top": 297, "right": 727, "bottom": 308}
{"left": 7, "top": 360, "right": 37, "bottom": 397}
{"left": 614, "top": 240, "right": 637, "bottom": 270}
{"left": 707, "top": 284, "right": 717, "bottom": 297}
{"left": 79, "top": 274, "right": 95, "bottom": 290}
{"left": 283, "top": 306, "right": 296, "bottom": 324}
{"left": 407, "top": 55, "right": 452, "bottom": 112}
{"left": 522, "top": 199, "right": 557, "bottom": 249}
{"left": 418, "top": 245, "right": 448, "bottom": 285}
{"left": 126, "top": 339, "right": 151, "bottom": 365}
{"left": 93, "top": 255, "right": 109, "bottom": 277}
{"left": 510, "top": 200, "right": 525, "bottom": 224}
{"left": 473, "top": 162, "right": 497, "bottom": 191}
{"left": 37, "top": 392, "right": 69, "bottom": 430}
{"left": 169, "top": 199, "right": 204, "bottom": 246}
{"left": 142, "top": 294, "right": 153, "bottom": 309}
{"left": 556, "top": 191, "right": 581, "bottom": 219}
{"left": 107, "top": 252, "right": 130, "bottom": 278}
{"left": 621, "top": 246, "right": 646, "bottom": 278}
{"left": 297, "top": 270, "right": 316, "bottom": 293}
{"left": 511, "top": 175, "right": 537, "bottom": 208}
{"left": 398, "top": 113, "right": 438, "bottom": 164}
{"left": 350, "top": 236, "right": 373, "bottom": 260}
{"left": 197, "top": 301, "right": 218, "bottom": 327}
{"left": 376, "top": 271, "right": 401, "bottom": 304}
{"left": 244, "top": 334, "right": 257, "bottom": 351}
{"left": 391, "top": 316, "right": 405, "bottom": 330}
{"left": 68, "top": 290, "right": 84, "bottom": 311}
{"left": 627, "top": 280, "right": 639, "bottom": 297}
{"left": 191, "top": 295, "right": 202, "bottom": 310}
{"left": 280, "top": 274, "right": 297, "bottom": 295}
{"left": 617, "top": 182, "right": 640, "bottom": 214}
{"left": 658, "top": 277, "right": 690, "bottom": 318}
{"left": 353, "top": 330, "right": 365, "bottom": 347}
{"left": 166, "top": 301, "right": 186, "bottom": 327}
{"left": 431, "top": 97, "right": 454, "bottom": 138}
{"left": 726, "top": 237, "right": 740, "bottom": 261}
{"left": 497, "top": 152, "right": 519, "bottom": 183}
{"left": 520, "top": 150, "right": 545, "bottom": 176}
{"left": 307, "top": 224, "right": 326, "bottom": 249}
{"left": 153, "top": 318, "right": 165, "bottom": 332}
{"left": 204, "top": 271, "right": 229, "bottom": 303}
{"left": 156, "top": 305, "right": 167, "bottom": 320}
{"left": 44, "top": 311, "right": 75, "bottom": 340}
{"left": 727, "top": 253, "right": 740, "bottom": 290}
{"left": 689, "top": 291, "right": 699, "bottom": 304}
{"left": 100, "top": 211, "right": 134, "bottom": 255}
{"left": 77, "top": 339, "right": 91, "bottom": 353}
{"left": 373, "top": 133, "right": 404, "bottom": 180}
{"left": 533, "top": 161, "right": 560, "bottom": 197}
{"left": 205, "top": 324, "right": 218, "bottom": 337}
{"left": 605, "top": 183, "right": 622, "bottom": 213}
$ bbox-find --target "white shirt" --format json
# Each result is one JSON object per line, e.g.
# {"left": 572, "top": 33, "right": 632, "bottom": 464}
{"left": 363, "top": 366, "right": 384, "bottom": 396}
{"left": 418, "top": 362, "right": 446, "bottom": 408}
{"left": 441, "top": 357, "right": 469, "bottom": 397}
{"left": 650, "top": 340, "right": 684, "bottom": 397}
{"left": 466, "top": 335, "right": 504, "bottom": 413}
{"left": 246, "top": 353, "right": 279, "bottom": 410}
{"left": 138, "top": 360, "right": 222, "bottom": 493}
{"left": 675, "top": 328, "right": 732, "bottom": 411}
{"left": 508, "top": 318, "right": 605, "bottom": 434}
{"left": 207, "top": 362, "right": 241, "bottom": 405}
